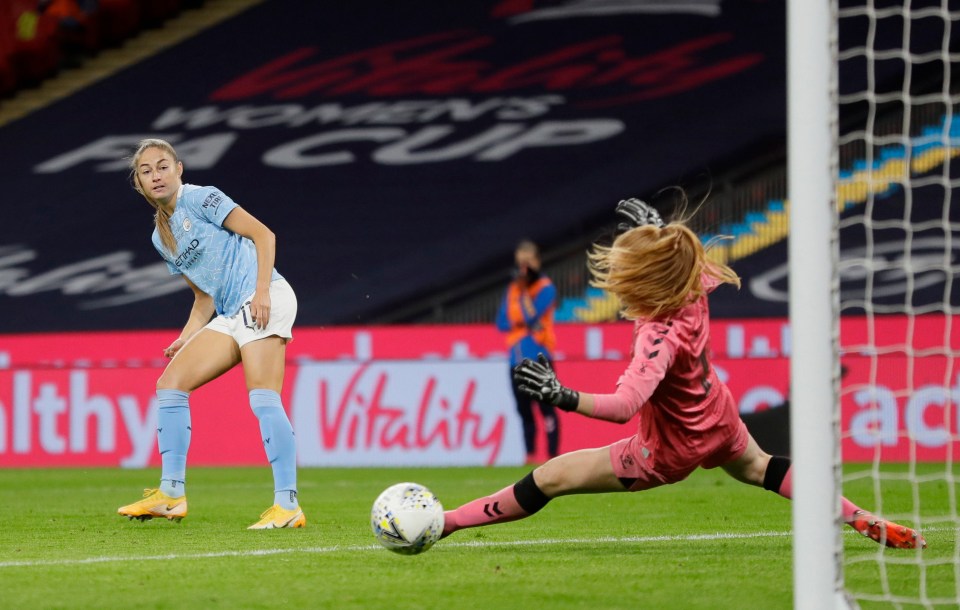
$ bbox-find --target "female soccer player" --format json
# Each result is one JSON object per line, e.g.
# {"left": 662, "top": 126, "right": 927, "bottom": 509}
{"left": 441, "top": 198, "right": 925, "bottom": 550}
{"left": 117, "top": 138, "right": 305, "bottom": 529}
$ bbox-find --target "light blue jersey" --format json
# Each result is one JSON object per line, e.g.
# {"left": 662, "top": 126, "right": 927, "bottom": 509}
{"left": 152, "top": 183, "right": 282, "bottom": 317}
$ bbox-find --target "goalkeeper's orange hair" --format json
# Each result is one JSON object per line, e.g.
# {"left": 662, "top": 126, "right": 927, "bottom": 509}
{"left": 588, "top": 221, "right": 740, "bottom": 321}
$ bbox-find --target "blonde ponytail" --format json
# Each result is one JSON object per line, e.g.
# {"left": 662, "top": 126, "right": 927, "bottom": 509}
{"left": 588, "top": 222, "right": 740, "bottom": 320}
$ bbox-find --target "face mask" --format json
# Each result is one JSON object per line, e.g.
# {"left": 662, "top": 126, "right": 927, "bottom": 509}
{"left": 514, "top": 266, "right": 541, "bottom": 282}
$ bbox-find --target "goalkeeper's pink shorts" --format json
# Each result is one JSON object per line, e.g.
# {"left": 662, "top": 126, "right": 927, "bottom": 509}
{"left": 608, "top": 382, "right": 750, "bottom": 492}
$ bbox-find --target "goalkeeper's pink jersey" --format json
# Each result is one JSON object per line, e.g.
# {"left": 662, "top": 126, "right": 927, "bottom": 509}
{"left": 593, "top": 275, "right": 740, "bottom": 470}
{"left": 594, "top": 274, "right": 747, "bottom": 484}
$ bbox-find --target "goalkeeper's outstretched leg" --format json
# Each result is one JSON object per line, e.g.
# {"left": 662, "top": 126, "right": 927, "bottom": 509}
{"left": 723, "top": 435, "right": 927, "bottom": 550}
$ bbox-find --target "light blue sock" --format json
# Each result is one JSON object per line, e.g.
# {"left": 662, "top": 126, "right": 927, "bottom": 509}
{"left": 250, "top": 389, "right": 298, "bottom": 510}
{"left": 157, "top": 389, "right": 191, "bottom": 498}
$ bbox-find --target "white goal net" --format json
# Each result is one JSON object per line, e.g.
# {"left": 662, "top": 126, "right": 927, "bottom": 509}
{"left": 810, "top": 0, "right": 960, "bottom": 607}
{"left": 836, "top": 0, "right": 959, "bottom": 607}
{"left": 790, "top": 0, "right": 959, "bottom": 608}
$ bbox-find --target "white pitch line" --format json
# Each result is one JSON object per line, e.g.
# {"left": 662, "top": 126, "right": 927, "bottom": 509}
{"left": 3, "top": 527, "right": 954, "bottom": 569}
{"left": 0, "top": 530, "right": 791, "bottom": 569}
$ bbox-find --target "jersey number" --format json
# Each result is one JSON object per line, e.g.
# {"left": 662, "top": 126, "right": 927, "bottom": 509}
{"left": 696, "top": 349, "right": 712, "bottom": 398}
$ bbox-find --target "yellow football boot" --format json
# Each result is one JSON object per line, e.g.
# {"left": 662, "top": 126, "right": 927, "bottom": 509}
{"left": 247, "top": 504, "right": 306, "bottom": 529}
{"left": 118, "top": 489, "right": 187, "bottom": 522}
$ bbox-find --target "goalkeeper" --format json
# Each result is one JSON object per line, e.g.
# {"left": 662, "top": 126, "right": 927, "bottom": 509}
{"left": 441, "top": 197, "right": 926, "bottom": 550}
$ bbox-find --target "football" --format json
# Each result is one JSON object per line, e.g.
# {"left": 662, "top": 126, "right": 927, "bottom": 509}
{"left": 370, "top": 482, "right": 445, "bottom": 555}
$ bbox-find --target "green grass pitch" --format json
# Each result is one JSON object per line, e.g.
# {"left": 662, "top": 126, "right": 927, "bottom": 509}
{"left": 0, "top": 464, "right": 954, "bottom": 609}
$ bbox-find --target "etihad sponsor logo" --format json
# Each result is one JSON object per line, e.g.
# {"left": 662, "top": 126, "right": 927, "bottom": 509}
{"left": 174, "top": 238, "right": 201, "bottom": 269}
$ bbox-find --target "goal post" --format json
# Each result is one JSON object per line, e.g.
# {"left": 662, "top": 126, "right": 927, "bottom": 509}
{"left": 787, "top": 1, "right": 848, "bottom": 608}
{"left": 790, "top": 0, "right": 959, "bottom": 607}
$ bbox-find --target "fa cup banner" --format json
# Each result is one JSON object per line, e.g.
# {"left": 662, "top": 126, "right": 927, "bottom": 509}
{"left": 0, "top": 0, "right": 787, "bottom": 331}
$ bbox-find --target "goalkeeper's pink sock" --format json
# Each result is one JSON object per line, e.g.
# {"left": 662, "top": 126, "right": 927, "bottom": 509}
{"left": 442, "top": 472, "right": 550, "bottom": 537}
{"left": 765, "top": 457, "right": 862, "bottom": 521}
{"left": 442, "top": 485, "right": 526, "bottom": 536}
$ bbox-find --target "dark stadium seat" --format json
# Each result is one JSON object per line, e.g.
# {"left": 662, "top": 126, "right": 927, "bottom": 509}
{"left": 41, "top": 0, "right": 102, "bottom": 55}
{"left": 139, "top": 0, "right": 183, "bottom": 27}
{"left": 0, "top": 8, "right": 16, "bottom": 94}
{"left": 8, "top": 4, "right": 61, "bottom": 86}
{"left": 95, "top": 0, "right": 141, "bottom": 47}
{"left": 0, "top": 0, "right": 196, "bottom": 96}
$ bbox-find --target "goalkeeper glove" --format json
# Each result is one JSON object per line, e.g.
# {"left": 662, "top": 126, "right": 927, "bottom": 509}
{"left": 615, "top": 197, "right": 664, "bottom": 232}
{"left": 513, "top": 354, "right": 580, "bottom": 412}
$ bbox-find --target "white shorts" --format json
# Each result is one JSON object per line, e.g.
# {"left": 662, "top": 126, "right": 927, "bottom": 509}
{"left": 205, "top": 278, "right": 297, "bottom": 348}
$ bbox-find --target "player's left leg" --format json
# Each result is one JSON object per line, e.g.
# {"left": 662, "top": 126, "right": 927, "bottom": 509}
{"left": 442, "top": 445, "right": 623, "bottom": 537}
{"left": 722, "top": 433, "right": 926, "bottom": 549}
{"left": 241, "top": 336, "right": 304, "bottom": 530}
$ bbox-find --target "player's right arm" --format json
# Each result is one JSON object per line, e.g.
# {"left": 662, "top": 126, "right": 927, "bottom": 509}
{"left": 581, "top": 321, "right": 677, "bottom": 423}
{"left": 163, "top": 276, "right": 216, "bottom": 359}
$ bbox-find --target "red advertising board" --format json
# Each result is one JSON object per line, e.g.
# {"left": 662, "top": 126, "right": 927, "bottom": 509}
{"left": 0, "top": 317, "right": 956, "bottom": 467}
